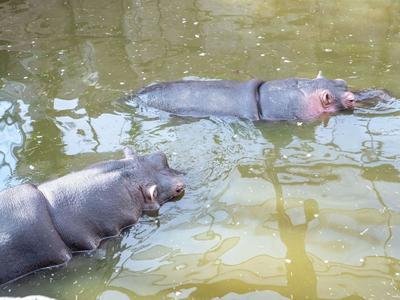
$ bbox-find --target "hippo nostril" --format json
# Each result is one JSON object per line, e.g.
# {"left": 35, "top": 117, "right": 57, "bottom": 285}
{"left": 175, "top": 184, "right": 184, "bottom": 194}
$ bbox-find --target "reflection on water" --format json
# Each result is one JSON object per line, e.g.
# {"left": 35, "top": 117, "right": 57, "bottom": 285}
{"left": 1, "top": 0, "right": 400, "bottom": 299}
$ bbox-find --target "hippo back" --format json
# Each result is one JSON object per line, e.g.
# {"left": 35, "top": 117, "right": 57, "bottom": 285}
{"left": 0, "top": 184, "right": 71, "bottom": 285}
{"left": 135, "top": 79, "right": 263, "bottom": 120}
{"left": 38, "top": 159, "right": 143, "bottom": 252}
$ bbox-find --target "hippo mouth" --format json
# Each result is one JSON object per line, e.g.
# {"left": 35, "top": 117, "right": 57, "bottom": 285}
{"left": 165, "top": 190, "right": 185, "bottom": 203}
{"left": 162, "top": 185, "right": 185, "bottom": 204}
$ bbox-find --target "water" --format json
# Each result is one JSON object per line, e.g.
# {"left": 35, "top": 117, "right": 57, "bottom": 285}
{"left": 1, "top": 0, "right": 400, "bottom": 299}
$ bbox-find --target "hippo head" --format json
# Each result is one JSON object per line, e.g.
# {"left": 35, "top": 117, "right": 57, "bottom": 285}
{"left": 124, "top": 148, "right": 185, "bottom": 212}
{"left": 259, "top": 71, "right": 356, "bottom": 120}
{"left": 302, "top": 71, "right": 356, "bottom": 113}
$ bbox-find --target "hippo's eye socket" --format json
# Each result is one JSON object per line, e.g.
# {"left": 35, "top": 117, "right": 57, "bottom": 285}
{"left": 321, "top": 91, "right": 333, "bottom": 107}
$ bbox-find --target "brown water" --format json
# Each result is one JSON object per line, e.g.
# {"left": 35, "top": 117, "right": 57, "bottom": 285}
{"left": 1, "top": 0, "right": 400, "bottom": 299}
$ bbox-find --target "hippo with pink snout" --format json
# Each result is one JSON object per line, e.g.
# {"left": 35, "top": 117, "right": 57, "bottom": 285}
{"left": 133, "top": 72, "right": 360, "bottom": 121}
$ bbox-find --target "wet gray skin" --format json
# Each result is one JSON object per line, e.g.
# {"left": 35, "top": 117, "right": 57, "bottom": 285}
{"left": 133, "top": 72, "right": 358, "bottom": 121}
{"left": 0, "top": 148, "right": 184, "bottom": 286}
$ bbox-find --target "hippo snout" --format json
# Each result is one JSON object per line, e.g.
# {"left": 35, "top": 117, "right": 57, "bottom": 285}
{"left": 158, "top": 174, "right": 185, "bottom": 204}
{"left": 175, "top": 182, "right": 185, "bottom": 196}
{"left": 342, "top": 91, "right": 356, "bottom": 109}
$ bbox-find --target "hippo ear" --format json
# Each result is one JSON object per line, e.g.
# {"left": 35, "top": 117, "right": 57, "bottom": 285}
{"left": 316, "top": 70, "right": 325, "bottom": 79}
{"left": 123, "top": 147, "right": 138, "bottom": 159}
{"left": 334, "top": 78, "right": 347, "bottom": 87}
{"left": 320, "top": 90, "right": 333, "bottom": 107}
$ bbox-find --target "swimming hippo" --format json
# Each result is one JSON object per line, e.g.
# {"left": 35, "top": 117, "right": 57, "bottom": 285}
{"left": 132, "top": 72, "right": 382, "bottom": 121}
{"left": 0, "top": 148, "right": 184, "bottom": 285}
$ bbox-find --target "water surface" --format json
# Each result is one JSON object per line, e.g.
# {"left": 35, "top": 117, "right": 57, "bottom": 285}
{"left": 0, "top": 0, "right": 400, "bottom": 299}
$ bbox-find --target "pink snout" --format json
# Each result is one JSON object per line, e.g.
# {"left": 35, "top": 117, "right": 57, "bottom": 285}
{"left": 342, "top": 91, "right": 356, "bottom": 109}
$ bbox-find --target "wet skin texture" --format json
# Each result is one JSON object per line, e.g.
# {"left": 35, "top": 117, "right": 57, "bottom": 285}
{"left": 134, "top": 73, "right": 359, "bottom": 121}
{"left": 0, "top": 148, "right": 184, "bottom": 285}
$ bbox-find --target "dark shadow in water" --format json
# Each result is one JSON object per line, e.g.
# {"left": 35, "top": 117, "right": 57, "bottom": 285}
{"left": 262, "top": 150, "right": 319, "bottom": 299}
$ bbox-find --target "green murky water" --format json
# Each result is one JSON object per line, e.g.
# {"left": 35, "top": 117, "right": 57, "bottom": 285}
{"left": 1, "top": 0, "right": 400, "bottom": 299}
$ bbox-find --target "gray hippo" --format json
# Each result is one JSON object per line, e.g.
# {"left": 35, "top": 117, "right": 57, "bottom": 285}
{"left": 132, "top": 72, "right": 392, "bottom": 121}
{"left": 0, "top": 148, "right": 184, "bottom": 285}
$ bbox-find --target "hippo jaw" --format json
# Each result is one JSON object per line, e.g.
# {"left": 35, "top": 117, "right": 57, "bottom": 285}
{"left": 140, "top": 180, "right": 185, "bottom": 213}
{"left": 136, "top": 151, "right": 185, "bottom": 213}
{"left": 142, "top": 174, "right": 185, "bottom": 209}
{"left": 296, "top": 74, "right": 357, "bottom": 119}
{"left": 315, "top": 72, "right": 357, "bottom": 111}
{"left": 301, "top": 88, "right": 354, "bottom": 118}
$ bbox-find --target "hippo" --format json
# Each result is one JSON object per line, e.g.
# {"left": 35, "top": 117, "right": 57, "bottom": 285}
{"left": 131, "top": 72, "right": 391, "bottom": 121}
{"left": 0, "top": 148, "right": 184, "bottom": 285}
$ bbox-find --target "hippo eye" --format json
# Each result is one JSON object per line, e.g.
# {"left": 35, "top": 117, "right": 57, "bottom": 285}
{"left": 321, "top": 91, "right": 333, "bottom": 107}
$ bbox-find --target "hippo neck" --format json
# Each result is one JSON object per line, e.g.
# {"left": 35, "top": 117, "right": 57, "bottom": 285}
{"left": 254, "top": 80, "right": 265, "bottom": 120}
{"left": 257, "top": 80, "right": 304, "bottom": 121}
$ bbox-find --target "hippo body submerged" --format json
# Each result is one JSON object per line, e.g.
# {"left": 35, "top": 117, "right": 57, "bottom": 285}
{"left": 0, "top": 149, "right": 184, "bottom": 285}
{"left": 133, "top": 73, "right": 357, "bottom": 121}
